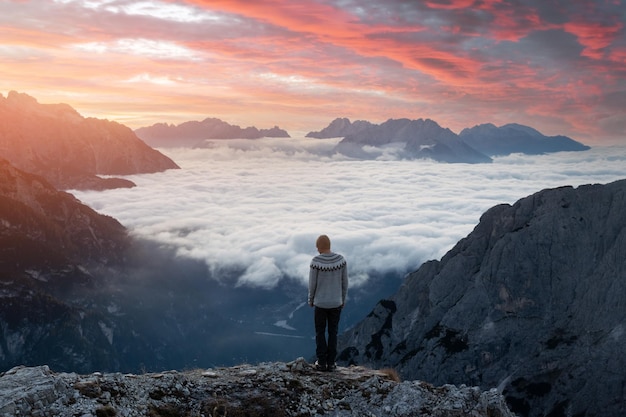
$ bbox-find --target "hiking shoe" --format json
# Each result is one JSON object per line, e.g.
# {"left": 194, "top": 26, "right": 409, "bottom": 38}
{"left": 326, "top": 363, "right": 337, "bottom": 372}
{"left": 314, "top": 361, "right": 327, "bottom": 371}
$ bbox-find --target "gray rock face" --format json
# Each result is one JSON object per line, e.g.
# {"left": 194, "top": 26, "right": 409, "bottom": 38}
{"left": 0, "top": 361, "right": 515, "bottom": 417}
{"left": 459, "top": 123, "right": 591, "bottom": 156}
{"left": 0, "top": 91, "right": 179, "bottom": 190}
{"left": 338, "top": 179, "right": 626, "bottom": 417}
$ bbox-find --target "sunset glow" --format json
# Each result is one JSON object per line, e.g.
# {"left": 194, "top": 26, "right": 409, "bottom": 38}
{"left": 1, "top": 0, "right": 624, "bottom": 143}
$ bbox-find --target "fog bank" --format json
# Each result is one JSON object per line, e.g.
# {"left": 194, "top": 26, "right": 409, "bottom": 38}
{"left": 72, "top": 138, "right": 626, "bottom": 289}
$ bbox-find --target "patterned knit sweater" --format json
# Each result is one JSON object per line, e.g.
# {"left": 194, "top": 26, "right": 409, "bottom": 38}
{"left": 308, "top": 252, "right": 348, "bottom": 309}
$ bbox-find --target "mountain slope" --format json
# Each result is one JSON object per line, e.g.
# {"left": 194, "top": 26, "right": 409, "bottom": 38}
{"left": 0, "top": 91, "right": 179, "bottom": 190}
{"left": 0, "top": 158, "right": 132, "bottom": 371}
{"left": 0, "top": 158, "right": 128, "bottom": 270}
{"left": 338, "top": 179, "right": 626, "bottom": 417}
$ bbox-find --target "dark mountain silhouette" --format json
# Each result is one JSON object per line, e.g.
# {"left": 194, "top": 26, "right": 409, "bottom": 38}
{"left": 306, "top": 117, "right": 374, "bottom": 138}
{"left": 135, "top": 118, "right": 290, "bottom": 147}
{"left": 334, "top": 118, "right": 492, "bottom": 163}
{"left": 0, "top": 91, "right": 179, "bottom": 190}
{"left": 308, "top": 118, "right": 591, "bottom": 162}
{"left": 459, "top": 123, "right": 591, "bottom": 156}
{"left": 337, "top": 179, "right": 626, "bottom": 417}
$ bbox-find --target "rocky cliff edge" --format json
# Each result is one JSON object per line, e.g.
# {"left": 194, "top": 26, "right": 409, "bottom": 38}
{"left": 0, "top": 360, "right": 515, "bottom": 417}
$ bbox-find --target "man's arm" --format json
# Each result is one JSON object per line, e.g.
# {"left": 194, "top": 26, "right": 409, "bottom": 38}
{"left": 341, "top": 263, "right": 348, "bottom": 307}
{"left": 308, "top": 267, "right": 317, "bottom": 307}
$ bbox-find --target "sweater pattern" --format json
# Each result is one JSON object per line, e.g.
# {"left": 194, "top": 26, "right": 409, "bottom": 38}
{"left": 310, "top": 253, "right": 346, "bottom": 272}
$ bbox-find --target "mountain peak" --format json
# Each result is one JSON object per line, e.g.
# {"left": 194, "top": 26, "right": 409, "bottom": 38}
{"left": 459, "top": 123, "right": 590, "bottom": 156}
{"left": 0, "top": 91, "right": 179, "bottom": 190}
{"left": 6, "top": 90, "right": 38, "bottom": 106}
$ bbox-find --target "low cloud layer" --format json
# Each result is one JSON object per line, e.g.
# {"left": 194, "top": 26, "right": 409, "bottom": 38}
{"left": 73, "top": 138, "right": 626, "bottom": 289}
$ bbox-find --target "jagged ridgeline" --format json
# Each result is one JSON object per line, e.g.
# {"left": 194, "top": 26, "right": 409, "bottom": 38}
{"left": 338, "top": 179, "right": 626, "bottom": 417}
{"left": 0, "top": 91, "right": 179, "bottom": 190}
{"left": 306, "top": 117, "right": 590, "bottom": 163}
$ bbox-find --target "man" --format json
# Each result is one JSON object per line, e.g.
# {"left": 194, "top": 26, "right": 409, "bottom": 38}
{"left": 308, "top": 234, "right": 348, "bottom": 372}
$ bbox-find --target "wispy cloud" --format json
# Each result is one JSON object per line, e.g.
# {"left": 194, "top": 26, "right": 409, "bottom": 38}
{"left": 1, "top": 0, "right": 624, "bottom": 143}
{"left": 71, "top": 139, "right": 626, "bottom": 290}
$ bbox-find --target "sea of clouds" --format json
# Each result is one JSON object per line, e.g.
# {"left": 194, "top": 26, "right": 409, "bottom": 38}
{"left": 72, "top": 137, "right": 626, "bottom": 290}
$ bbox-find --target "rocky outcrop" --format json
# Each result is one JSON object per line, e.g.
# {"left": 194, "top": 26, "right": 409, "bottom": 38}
{"left": 0, "top": 91, "right": 179, "bottom": 190}
{"left": 0, "top": 158, "right": 128, "bottom": 269}
{"left": 306, "top": 117, "right": 374, "bottom": 138}
{"left": 459, "top": 123, "right": 591, "bottom": 156}
{"left": 0, "top": 361, "right": 515, "bottom": 417}
{"left": 335, "top": 118, "right": 492, "bottom": 163}
{"left": 337, "top": 179, "right": 626, "bottom": 417}
{"left": 135, "top": 118, "right": 291, "bottom": 147}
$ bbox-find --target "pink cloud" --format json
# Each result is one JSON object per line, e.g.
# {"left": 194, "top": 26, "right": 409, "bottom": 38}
{"left": 0, "top": 0, "right": 624, "bottom": 143}
{"left": 564, "top": 20, "right": 624, "bottom": 59}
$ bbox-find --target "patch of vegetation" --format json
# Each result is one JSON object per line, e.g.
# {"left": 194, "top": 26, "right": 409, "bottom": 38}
{"left": 149, "top": 389, "right": 166, "bottom": 400}
{"left": 74, "top": 381, "right": 101, "bottom": 398}
{"left": 379, "top": 368, "right": 401, "bottom": 382}
{"left": 95, "top": 406, "right": 117, "bottom": 417}
{"left": 148, "top": 404, "right": 185, "bottom": 417}
{"left": 202, "top": 396, "right": 286, "bottom": 417}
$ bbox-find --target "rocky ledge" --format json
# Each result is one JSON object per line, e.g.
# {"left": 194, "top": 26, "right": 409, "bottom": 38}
{"left": 0, "top": 359, "right": 514, "bottom": 417}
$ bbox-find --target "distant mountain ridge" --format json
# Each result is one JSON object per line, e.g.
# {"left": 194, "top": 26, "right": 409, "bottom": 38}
{"left": 0, "top": 91, "right": 179, "bottom": 190}
{"left": 306, "top": 117, "right": 374, "bottom": 138}
{"left": 337, "top": 179, "right": 626, "bottom": 417}
{"left": 135, "top": 118, "right": 290, "bottom": 147}
{"left": 459, "top": 123, "right": 591, "bottom": 155}
{"left": 307, "top": 118, "right": 590, "bottom": 163}
{"left": 335, "top": 118, "right": 493, "bottom": 163}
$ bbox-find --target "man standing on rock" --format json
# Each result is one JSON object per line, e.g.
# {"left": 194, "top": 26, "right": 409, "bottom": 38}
{"left": 308, "top": 235, "right": 348, "bottom": 372}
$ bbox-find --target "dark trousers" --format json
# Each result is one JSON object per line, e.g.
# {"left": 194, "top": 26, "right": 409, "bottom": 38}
{"left": 314, "top": 306, "right": 342, "bottom": 366}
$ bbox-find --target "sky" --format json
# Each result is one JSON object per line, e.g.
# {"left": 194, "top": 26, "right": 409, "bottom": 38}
{"left": 71, "top": 139, "right": 626, "bottom": 290}
{"left": 1, "top": 0, "right": 625, "bottom": 144}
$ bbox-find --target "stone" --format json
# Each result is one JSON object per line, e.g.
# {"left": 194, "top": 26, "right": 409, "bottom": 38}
{"left": 0, "top": 362, "right": 515, "bottom": 416}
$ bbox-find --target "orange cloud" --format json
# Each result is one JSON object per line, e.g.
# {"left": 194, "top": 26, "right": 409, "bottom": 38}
{"left": 1, "top": 0, "right": 624, "bottom": 143}
{"left": 564, "top": 20, "right": 624, "bottom": 59}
